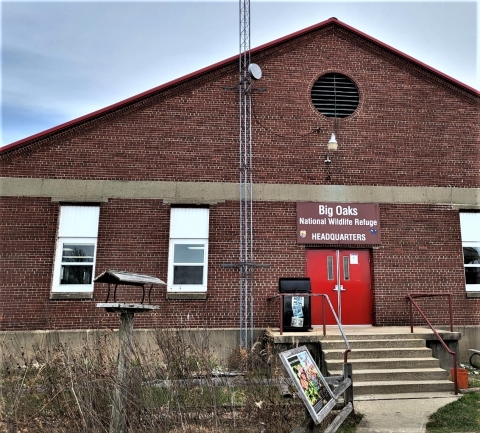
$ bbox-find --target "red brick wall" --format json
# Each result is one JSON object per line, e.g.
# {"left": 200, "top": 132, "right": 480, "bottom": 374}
{"left": 372, "top": 204, "right": 468, "bottom": 326}
{"left": 1, "top": 198, "right": 476, "bottom": 330}
{"left": 2, "top": 25, "right": 479, "bottom": 330}
{"left": 1, "top": 197, "right": 58, "bottom": 329}
{"left": 3, "top": 30, "right": 479, "bottom": 187}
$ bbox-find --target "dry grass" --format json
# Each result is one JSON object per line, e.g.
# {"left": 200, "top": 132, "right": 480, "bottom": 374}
{"left": 0, "top": 330, "right": 306, "bottom": 432}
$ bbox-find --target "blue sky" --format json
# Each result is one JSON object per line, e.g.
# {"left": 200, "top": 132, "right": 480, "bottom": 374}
{"left": 1, "top": 0, "right": 478, "bottom": 147}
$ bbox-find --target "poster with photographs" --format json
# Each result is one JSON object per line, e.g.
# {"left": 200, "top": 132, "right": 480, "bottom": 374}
{"left": 291, "top": 296, "right": 304, "bottom": 327}
{"left": 279, "top": 346, "right": 336, "bottom": 424}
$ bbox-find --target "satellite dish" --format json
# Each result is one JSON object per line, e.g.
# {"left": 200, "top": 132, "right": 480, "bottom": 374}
{"left": 248, "top": 63, "right": 262, "bottom": 80}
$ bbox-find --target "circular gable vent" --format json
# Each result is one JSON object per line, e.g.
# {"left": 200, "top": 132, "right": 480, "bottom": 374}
{"left": 311, "top": 73, "right": 359, "bottom": 118}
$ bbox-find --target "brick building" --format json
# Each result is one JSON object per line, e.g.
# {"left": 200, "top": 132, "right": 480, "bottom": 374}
{"left": 1, "top": 18, "right": 479, "bottom": 344}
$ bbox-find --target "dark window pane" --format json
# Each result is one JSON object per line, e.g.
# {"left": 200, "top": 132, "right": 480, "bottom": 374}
{"left": 465, "top": 268, "right": 480, "bottom": 285}
{"left": 464, "top": 247, "right": 480, "bottom": 265}
{"left": 62, "top": 244, "right": 95, "bottom": 262}
{"left": 173, "top": 266, "right": 203, "bottom": 284}
{"left": 61, "top": 265, "right": 93, "bottom": 284}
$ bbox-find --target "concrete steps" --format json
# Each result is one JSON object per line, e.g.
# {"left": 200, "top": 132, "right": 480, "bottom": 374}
{"left": 348, "top": 368, "right": 447, "bottom": 382}
{"left": 353, "top": 380, "right": 454, "bottom": 395}
{"left": 336, "top": 358, "right": 440, "bottom": 370}
{"left": 322, "top": 334, "right": 454, "bottom": 396}
{"left": 325, "top": 347, "right": 434, "bottom": 360}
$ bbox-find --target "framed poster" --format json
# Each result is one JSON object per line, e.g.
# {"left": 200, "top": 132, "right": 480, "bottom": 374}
{"left": 279, "top": 346, "right": 336, "bottom": 424}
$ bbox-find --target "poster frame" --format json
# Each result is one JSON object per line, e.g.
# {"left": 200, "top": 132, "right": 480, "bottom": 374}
{"left": 279, "top": 345, "right": 337, "bottom": 424}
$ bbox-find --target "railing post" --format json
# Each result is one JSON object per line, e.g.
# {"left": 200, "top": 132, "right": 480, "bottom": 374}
{"left": 448, "top": 294, "right": 454, "bottom": 332}
{"left": 408, "top": 296, "right": 414, "bottom": 333}
{"left": 453, "top": 354, "right": 458, "bottom": 395}
{"left": 343, "top": 363, "right": 354, "bottom": 407}
{"left": 280, "top": 294, "right": 284, "bottom": 335}
{"left": 322, "top": 296, "right": 326, "bottom": 337}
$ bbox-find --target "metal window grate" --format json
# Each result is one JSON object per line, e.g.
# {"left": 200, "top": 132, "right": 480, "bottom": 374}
{"left": 311, "top": 73, "right": 359, "bottom": 118}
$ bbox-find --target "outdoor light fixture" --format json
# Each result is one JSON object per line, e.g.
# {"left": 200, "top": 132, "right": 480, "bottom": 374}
{"left": 327, "top": 133, "right": 338, "bottom": 151}
{"left": 324, "top": 133, "right": 338, "bottom": 163}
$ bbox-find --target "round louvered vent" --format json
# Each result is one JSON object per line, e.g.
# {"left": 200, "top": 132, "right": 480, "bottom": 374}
{"left": 311, "top": 73, "right": 359, "bottom": 118}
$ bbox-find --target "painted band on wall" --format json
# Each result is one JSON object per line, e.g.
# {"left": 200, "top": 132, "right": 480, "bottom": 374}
{"left": 296, "top": 202, "right": 381, "bottom": 245}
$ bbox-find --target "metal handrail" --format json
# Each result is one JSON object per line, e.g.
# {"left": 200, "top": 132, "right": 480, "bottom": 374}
{"left": 271, "top": 293, "right": 351, "bottom": 363}
{"left": 406, "top": 293, "right": 458, "bottom": 395}
{"left": 407, "top": 293, "right": 453, "bottom": 332}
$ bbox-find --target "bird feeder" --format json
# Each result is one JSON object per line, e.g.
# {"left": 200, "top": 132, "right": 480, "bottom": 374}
{"left": 94, "top": 270, "right": 166, "bottom": 433}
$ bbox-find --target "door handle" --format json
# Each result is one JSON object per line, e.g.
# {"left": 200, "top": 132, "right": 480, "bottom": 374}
{"left": 333, "top": 285, "right": 345, "bottom": 292}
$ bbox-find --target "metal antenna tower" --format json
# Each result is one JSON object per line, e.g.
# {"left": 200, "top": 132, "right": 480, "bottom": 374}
{"left": 222, "top": 0, "right": 266, "bottom": 349}
{"left": 238, "top": 0, "right": 254, "bottom": 349}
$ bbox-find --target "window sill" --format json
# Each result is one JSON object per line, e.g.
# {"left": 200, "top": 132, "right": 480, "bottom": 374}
{"left": 166, "top": 292, "right": 207, "bottom": 300}
{"left": 466, "top": 292, "right": 480, "bottom": 299}
{"left": 50, "top": 292, "right": 93, "bottom": 300}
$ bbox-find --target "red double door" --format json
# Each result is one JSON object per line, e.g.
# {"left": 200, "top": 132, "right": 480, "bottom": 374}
{"left": 306, "top": 249, "right": 373, "bottom": 325}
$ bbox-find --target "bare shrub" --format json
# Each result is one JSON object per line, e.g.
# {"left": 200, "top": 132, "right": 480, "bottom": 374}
{"left": 0, "top": 330, "right": 304, "bottom": 432}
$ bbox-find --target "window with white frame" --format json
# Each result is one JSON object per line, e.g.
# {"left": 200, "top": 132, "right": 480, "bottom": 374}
{"left": 460, "top": 212, "right": 480, "bottom": 292}
{"left": 168, "top": 207, "right": 209, "bottom": 292}
{"left": 52, "top": 205, "right": 100, "bottom": 294}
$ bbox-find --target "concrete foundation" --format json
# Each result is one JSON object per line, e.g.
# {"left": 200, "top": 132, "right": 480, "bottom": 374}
{"left": 454, "top": 326, "right": 480, "bottom": 363}
{"left": 2, "top": 325, "right": 479, "bottom": 369}
{"left": 0, "top": 328, "right": 262, "bottom": 368}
